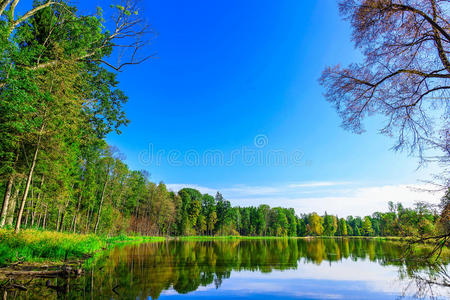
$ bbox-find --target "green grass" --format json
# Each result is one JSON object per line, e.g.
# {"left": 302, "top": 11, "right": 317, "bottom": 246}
{"left": 0, "top": 228, "right": 105, "bottom": 265}
{"left": 0, "top": 229, "right": 165, "bottom": 266}
{"left": 106, "top": 234, "right": 166, "bottom": 244}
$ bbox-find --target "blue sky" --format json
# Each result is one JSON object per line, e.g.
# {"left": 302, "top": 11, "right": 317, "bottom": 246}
{"left": 75, "top": 0, "right": 443, "bottom": 215}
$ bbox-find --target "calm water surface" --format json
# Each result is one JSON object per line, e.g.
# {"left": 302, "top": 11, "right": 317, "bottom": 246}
{"left": 5, "top": 239, "right": 450, "bottom": 299}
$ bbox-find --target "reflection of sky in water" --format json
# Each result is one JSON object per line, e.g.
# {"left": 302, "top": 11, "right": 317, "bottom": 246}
{"left": 158, "top": 259, "right": 449, "bottom": 300}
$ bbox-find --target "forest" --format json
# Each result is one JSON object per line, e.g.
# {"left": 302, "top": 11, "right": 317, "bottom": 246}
{"left": 0, "top": 145, "right": 447, "bottom": 238}
{"left": 0, "top": 0, "right": 448, "bottom": 240}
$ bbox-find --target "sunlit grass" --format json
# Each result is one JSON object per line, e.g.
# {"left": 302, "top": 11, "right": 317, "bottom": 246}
{"left": 0, "top": 228, "right": 105, "bottom": 265}
{"left": 0, "top": 229, "right": 165, "bottom": 265}
{"left": 106, "top": 234, "right": 166, "bottom": 244}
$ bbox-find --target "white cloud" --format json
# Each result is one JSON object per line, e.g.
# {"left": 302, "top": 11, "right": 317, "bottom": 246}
{"left": 222, "top": 185, "right": 282, "bottom": 195}
{"left": 287, "top": 181, "right": 352, "bottom": 188}
{"left": 165, "top": 181, "right": 444, "bottom": 217}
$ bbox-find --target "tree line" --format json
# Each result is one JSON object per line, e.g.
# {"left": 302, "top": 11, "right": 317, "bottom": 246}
{"left": 0, "top": 141, "right": 447, "bottom": 238}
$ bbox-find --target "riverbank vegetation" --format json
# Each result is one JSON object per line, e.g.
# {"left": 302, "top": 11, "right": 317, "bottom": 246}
{"left": 2, "top": 227, "right": 446, "bottom": 267}
{"left": 0, "top": 229, "right": 165, "bottom": 266}
{"left": 0, "top": 229, "right": 105, "bottom": 266}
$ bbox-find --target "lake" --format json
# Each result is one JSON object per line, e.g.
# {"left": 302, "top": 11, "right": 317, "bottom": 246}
{"left": 4, "top": 238, "right": 449, "bottom": 299}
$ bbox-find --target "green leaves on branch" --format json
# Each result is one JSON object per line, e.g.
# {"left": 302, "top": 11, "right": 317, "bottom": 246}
{"left": 110, "top": 4, "right": 138, "bottom": 16}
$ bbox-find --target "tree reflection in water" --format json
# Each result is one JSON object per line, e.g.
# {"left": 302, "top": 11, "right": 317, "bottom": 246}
{"left": 3, "top": 238, "right": 449, "bottom": 299}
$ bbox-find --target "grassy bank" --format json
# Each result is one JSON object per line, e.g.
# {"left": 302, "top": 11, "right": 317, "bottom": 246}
{"left": 0, "top": 229, "right": 165, "bottom": 266}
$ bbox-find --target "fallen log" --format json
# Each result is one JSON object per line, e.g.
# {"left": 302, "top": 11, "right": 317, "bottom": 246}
{"left": 0, "top": 270, "right": 66, "bottom": 277}
{"left": 0, "top": 267, "right": 82, "bottom": 278}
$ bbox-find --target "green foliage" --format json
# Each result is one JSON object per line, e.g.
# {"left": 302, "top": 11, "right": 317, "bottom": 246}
{"left": 323, "top": 213, "right": 338, "bottom": 236}
{"left": 362, "top": 216, "right": 374, "bottom": 236}
{"left": 307, "top": 213, "right": 324, "bottom": 236}
{"left": 337, "top": 218, "right": 348, "bottom": 236}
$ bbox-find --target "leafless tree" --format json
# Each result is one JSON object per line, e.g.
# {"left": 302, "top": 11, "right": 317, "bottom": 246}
{"left": 319, "top": 0, "right": 449, "bottom": 165}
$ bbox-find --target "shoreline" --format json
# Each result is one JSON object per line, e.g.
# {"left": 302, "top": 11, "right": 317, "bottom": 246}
{"left": 0, "top": 229, "right": 165, "bottom": 278}
{"left": 0, "top": 229, "right": 447, "bottom": 277}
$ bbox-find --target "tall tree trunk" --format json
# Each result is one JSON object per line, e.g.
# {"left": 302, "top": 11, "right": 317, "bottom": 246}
{"left": 31, "top": 175, "right": 44, "bottom": 227}
{"left": 85, "top": 208, "right": 91, "bottom": 233}
{"left": 24, "top": 201, "right": 30, "bottom": 228}
{"left": 71, "top": 192, "right": 82, "bottom": 233}
{"left": 59, "top": 198, "right": 70, "bottom": 232}
{"left": 72, "top": 215, "right": 77, "bottom": 233}
{"left": 37, "top": 196, "right": 45, "bottom": 228}
{"left": 0, "top": 176, "right": 13, "bottom": 227}
{"left": 114, "top": 183, "right": 125, "bottom": 209}
{"left": 37, "top": 211, "right": 42, "bottom": 228}
{"left": 15, "top": 122, "right": 44, "bottom": 233}
{"left": 31, "top": 200, "right": 38, "bottom": 228}
{"left": 24, "top": 183, "right": 33, "bottom": 228}
{"left": 42, "top": 204, "right": 48, "bottom": 229}
{"left": 56, "top": 206, "right": 61, "bottom": 232}
{"left": 94, "top": 172, "right": 109, "bottom": 234}
{"left": 6, "top": 183, "right": 20, "bottom": 226}
{"left": 0, "top": 150, "right": 19, "bottom": 227}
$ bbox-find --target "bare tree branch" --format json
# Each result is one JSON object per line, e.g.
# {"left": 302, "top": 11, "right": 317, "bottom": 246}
{"left": 321, "top": 0, "right": 450, "bottom": 163}
{"left": 389, "top": 3, "right": 450, "bottom": 42}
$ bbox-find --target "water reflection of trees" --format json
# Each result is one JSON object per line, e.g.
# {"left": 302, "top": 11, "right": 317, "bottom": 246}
{"left": 6, "top": 239, "right": 449, "bottom": 299}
